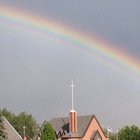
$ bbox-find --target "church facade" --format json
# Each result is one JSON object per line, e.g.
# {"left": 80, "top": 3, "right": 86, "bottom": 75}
{"left": 37, "top": 110, "right": 108, "bottom": 140}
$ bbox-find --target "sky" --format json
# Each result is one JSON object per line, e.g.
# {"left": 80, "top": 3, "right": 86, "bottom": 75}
{"left": 1, "top": 0, "right": 140, "bottom": 131}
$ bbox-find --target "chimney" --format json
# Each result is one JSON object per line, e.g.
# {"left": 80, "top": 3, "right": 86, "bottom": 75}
{"left": 69, "top": 110, "right": 77, "bottom": 133}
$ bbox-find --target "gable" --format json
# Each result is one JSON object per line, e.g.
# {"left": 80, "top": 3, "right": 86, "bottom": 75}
{"left": 83, "top": 116, "right": 108, "bottom": 140}
{"left": 3, "top": 117, "right": 22, "bottom": 140}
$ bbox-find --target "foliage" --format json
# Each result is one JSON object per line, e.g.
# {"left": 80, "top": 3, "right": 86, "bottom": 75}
{"left": 41, "top": 123, "right": 55, "bottom": 140}
{"left": 102, "top": 128, "right": 108, "bottom": 136}
{"left": 102, "top": 128, "right": 116, "bottom": 140}
{"left": 0, "top": 111, "right": 7, "bottom": 140}
{"left": 1, "top": 108, "right": 15, "bottom": 121}
{"left": 1, "top": 108, "right": 39, "bottom": 140}
{"left": 118, "top": 125, "right": 140, "bottom": 140}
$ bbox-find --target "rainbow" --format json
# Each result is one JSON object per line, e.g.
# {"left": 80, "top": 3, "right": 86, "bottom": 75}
{"left": 1, "top": 5, "right": 140, "bottom": 82}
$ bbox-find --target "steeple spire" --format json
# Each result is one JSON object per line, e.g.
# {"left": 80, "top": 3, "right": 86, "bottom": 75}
{"left": 70, "top": 81, "right": 75, "bottom": 110}
{"left": 69, "top": 81, "right": 77, "bottom": 133}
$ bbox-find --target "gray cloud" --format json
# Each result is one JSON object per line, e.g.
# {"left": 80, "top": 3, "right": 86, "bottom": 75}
{"left": 1, "top": 0, "right": 140, "bottom": 130}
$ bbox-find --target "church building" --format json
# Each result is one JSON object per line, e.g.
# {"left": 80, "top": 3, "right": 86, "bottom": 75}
{"left": 37, "top": 82, "right": 108, "bottom": 140}
{"left": 37, "top": 110, "right": 108, "bottom": 140}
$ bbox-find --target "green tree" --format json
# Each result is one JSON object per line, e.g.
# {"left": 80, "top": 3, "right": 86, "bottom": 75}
{"left": 102, "top": 128, "right": 116, "bottom": 140}
{"left": 1, "top": 109, "right": 39, "bottom": 140}
{"left": 0, "top": 111, "right": 7, "bottom": 140}
{"left": 118, "top": 125, "right": 140, "bottom": 140}
{"left": 41, "top": 123, "right": 55, "bottom": 140}
{"left": 1, "top": 108, "right": 15, "bottom": 121}
{"left": 11, "top": 112, "right": 39, "bottom": 139}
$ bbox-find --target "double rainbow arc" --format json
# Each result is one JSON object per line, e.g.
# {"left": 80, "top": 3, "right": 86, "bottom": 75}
{"left": 1, "top": 5, "right": 140, "bottom": 81}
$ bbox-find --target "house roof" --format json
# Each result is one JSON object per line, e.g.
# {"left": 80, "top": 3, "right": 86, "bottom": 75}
{"left": 42, "top": 115, "right": 94, "bottom": 138}
{"left": 3, "top": 117, "right": 22, "bottom": 140}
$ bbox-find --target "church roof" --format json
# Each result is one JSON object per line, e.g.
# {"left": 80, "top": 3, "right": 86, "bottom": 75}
{"left": 43, "top": 115, "right": 94, "bottom": 138}
{"left": 3, "top": 117, "right": 22, "bottom": 140}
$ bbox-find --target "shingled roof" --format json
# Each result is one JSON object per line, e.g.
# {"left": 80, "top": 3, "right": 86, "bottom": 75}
{"left": 3, "top": 117, "right": 22, "bottom": 140}
{"left": 42, "top": 115, "right": 95, "bottom": 138}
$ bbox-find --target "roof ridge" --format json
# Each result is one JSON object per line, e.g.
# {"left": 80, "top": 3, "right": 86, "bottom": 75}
{"left": 80, "top": 114, "right": 95, "bottom": 137}
{"left": 61, "top": 117, "right": 66, "bottom": 124}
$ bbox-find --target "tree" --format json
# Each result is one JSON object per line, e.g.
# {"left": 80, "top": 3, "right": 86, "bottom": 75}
{"left": 1, "top": 108, "right": 15, "bottom": 121}
{"left": 1, "top": 109, "right": 39, "bottom": 140}
{"left": 41, "top": 123, "right": 55, "bottom": 140}
{"left": 102, "top": 128, "right": 116, "bottom": 140}
{"left": 11, "top": 112, "right": 39, "bottom": 139}
{"left": 118, "top": 125, "right": 140, "bottom": 140}
{"left": 0, "top": 111, "right": 7, "bottom": 140}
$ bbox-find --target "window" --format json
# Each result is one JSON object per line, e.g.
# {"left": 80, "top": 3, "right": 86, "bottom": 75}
{"left": 90, "top": 130, "right": 102, "bottom": 140}
{"left": 94, "top": 132, "right": 102, "bottom": 140}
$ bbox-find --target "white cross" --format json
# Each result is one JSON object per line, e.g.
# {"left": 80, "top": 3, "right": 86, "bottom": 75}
{"left": 70, "top": 81, "right": 75, "bottom": 110}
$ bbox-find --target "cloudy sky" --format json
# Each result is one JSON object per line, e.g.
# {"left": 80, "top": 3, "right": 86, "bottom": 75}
{"left": 1, "top": 1, "right": 140, "bottom": 130}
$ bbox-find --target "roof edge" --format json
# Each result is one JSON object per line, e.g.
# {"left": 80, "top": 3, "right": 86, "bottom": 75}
{"left": 3, "top": 116, "right": 22, "bottom": 139}
{"left": 94, "top": 115, "right": 108, "bottom": 138}
{"left": 82, "top": 114, "right": 108, "bottom": 138}
{"left": 82, "top": 114, "right": 95, "bottom": 137}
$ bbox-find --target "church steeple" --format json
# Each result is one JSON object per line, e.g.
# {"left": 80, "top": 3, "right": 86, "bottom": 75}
{"left": 70, "top": 81, "right": 75, "bottom": 110}
{"left": 69, "top": 81, "right": 77, "bottom": 133}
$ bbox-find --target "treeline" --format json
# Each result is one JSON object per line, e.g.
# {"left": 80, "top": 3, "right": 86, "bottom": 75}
{"left": 1, "top": 108, "right": 140, "bottom": 140}
{"left": 0, "top": 108, "right": 39, "bottom": 140}
{"left": 103, "top": 125, "right": 140, "bottom": 140}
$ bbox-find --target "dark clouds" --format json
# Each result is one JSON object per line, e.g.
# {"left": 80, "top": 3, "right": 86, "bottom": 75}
{"left": 1, "top": 0, "right": 140, "bottom": 129}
